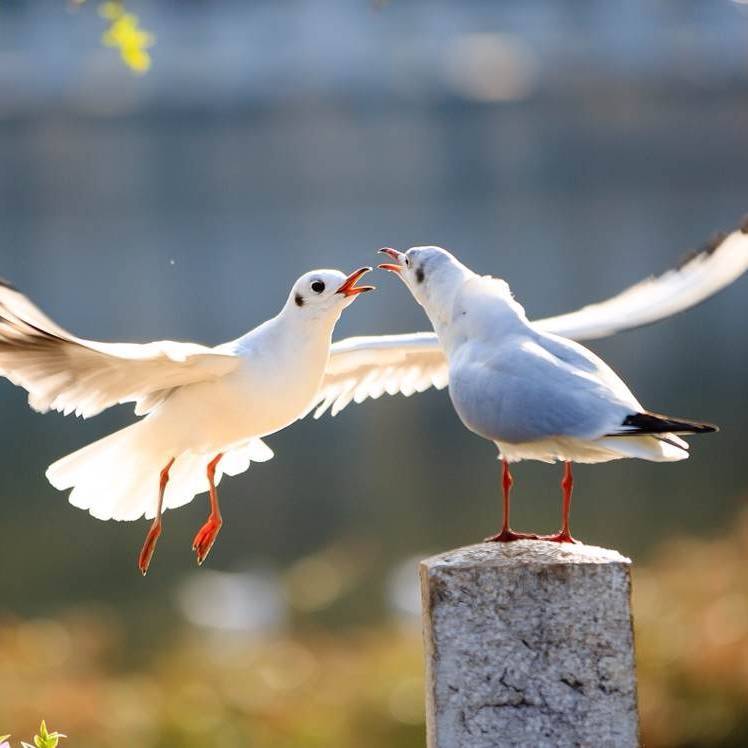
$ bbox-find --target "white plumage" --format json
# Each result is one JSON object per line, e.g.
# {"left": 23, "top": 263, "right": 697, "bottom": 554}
{"left": 371, "top": 234, "right": 727, "bottom": 542}
{"left": 312, "top": 220, "right": 748, "bottom": 419}
{"left": 0, "top": 267, "right": 374, "bottom": 572}
{"left": 0, "top": 217, "right": 745, "bottom": 558}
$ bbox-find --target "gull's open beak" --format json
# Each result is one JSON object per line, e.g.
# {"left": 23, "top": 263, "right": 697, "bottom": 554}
{"left": 336, "top": 267, "right": 375, "bottom": 297}
{"left": 378, "top": 247, "right": 404, "bottom": 273}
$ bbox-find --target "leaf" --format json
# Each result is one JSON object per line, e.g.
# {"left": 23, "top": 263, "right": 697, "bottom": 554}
{"left": 32, "top": 722, "right": 66, "bottom": 748}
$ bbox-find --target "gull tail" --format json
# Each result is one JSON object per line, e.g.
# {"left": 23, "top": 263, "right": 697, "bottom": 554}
{"left": 596, "top": 410, "right": 717, "bottom": 463}
{"left": 610, "top": 411, "right": 718, "bottom": 436}
{"left": 46, "top": 421, "right": 274, "bottom": 522}
{"left": 46, "top": 420, "right": 172, "bottom": 521}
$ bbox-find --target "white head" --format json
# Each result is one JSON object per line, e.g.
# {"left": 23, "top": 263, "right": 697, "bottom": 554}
{"left": 286, "top": 267, "right": 375, "bottom": 322}
{"left": 378, "top": 246, "right": 472, "bottom": 321}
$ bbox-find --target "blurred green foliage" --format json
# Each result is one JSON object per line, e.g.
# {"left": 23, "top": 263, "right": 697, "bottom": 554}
{"left": 634, "top": 509, "right": 748, "bottom": 747}
{"left": 2, "top": 509, "right": 748, "bottom": 747}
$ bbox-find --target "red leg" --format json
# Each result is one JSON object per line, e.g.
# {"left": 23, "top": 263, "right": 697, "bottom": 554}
{"left": 541, "top": 461, "right": 578, "bottom": 544}
{"left": 192, "top": 453, "right": 224, "bottom": 566}
{"left": 484, "top": 460, "right": 538, "bottom": 542}
{"left": 138, "top": 457, "right": 175, "bottom": 576}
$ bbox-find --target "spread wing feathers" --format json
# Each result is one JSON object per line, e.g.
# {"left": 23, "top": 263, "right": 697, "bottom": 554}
{"left": 310, "top": 333, "right": 448, "bottom": 418}
{"left": 610, "top": 411, "right": 717, "bottom": 437}
{"left": 536, "top": 217, "right": 748, "bottom": 341}
{"left": 0, "top": 280, "right": 239, "bottom": 418}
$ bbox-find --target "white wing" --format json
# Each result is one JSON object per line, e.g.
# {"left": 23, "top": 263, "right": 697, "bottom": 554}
{"left": 535, "top": 221, "right": 748, "bottom": 340}
{"left": 310, "top": 333, "right": 448, "bottom": 418}
{"left": 314, "top": 218, "right": 748, "bottom": 417}
{"left": 0, "top": 280, "right": 239, "bottom": 418}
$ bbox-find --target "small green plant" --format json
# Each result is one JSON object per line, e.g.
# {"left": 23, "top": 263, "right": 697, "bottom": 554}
{"left": 0, "top": 722, "right": 66, "bottom": 748}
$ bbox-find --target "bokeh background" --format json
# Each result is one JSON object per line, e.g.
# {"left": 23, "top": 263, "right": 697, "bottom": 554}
{"left": 1, "top": 1, "right": 748, "bottom": 746}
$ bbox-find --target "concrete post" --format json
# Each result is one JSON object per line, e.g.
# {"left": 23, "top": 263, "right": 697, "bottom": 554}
{"left": 420, "top": 541, "right": 639, "bottom": 748}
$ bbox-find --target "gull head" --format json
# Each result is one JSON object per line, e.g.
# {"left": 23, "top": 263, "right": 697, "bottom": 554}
{"left": 289, "top": 267, "right": 375, "bottom": 319}
{"left": 378, "top": 246, "right": 470, "bottom": 312}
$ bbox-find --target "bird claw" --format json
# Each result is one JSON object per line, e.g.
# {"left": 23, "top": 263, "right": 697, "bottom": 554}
{"left": 538, "top": 531, "right": 579, "bottom": 544}
{"left": 484, "top": 528, "right": 539, "bottom": 543}
{"left": 138, "top": 521, "right": 162, "bottom": 576}
{"left": 192, "top": 516, "right": 223, "bottom": 566}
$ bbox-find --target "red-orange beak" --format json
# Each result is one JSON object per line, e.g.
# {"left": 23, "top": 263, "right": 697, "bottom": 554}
{"left": 377, "top": 247, "right": 404, "bottom": 273}
{"left": 336, "top": 267, "right": 375, "bottom": 297}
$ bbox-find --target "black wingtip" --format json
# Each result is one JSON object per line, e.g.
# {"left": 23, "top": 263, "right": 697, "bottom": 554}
{"left": 702, "top": 231, "right": 728, "bottom": 257}
{"left": 615, "top": 412, "right": 718, "bottom": 436}
{"left": 676, "top": 231, "right": 728, "bottom": 270}
{"left": 675, "top": 213, "right": 748, "bottom": 269}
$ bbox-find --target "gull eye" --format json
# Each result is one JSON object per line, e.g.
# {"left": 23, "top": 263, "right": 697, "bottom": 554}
{"left": 311, "top": 280, "right": 325, "bottom": 294}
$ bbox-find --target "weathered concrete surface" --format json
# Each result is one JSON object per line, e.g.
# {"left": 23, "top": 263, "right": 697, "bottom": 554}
{"left": 420, "top": 541, "right": 639, "bottom": 748}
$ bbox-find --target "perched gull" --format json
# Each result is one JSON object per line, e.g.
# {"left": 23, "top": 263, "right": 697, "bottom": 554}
{"left": 307, "top": 220, "right": 746, "bottom": 540}
{"left": 373, "top": 245, "right": 718, "bottom": 542}
{"left": 0, "top": 267, "right": 374, "bottom": 573}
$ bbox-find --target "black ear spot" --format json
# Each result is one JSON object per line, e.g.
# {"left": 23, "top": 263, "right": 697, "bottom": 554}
{"left": 415, "top": 267, "right": 425, "bottom": 284}
{"left": 295, "top": 293, "right": 304, "bottom": 307}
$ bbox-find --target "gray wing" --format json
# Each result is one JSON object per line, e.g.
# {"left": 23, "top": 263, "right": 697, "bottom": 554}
{"left": 448, "top": 333, "right": 642, "bottom": 444}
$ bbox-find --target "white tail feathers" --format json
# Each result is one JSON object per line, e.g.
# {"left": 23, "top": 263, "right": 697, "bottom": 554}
{"left": 596, "top": 434, "right": 689, "bottom": 462}
{"left": 46, "top": 423, "right": 274, "bottom": 522}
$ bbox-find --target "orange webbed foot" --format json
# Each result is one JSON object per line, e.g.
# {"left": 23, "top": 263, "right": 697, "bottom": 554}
{"left": 192, "top": 515, "right": 223, "bottom": 566}
{"left": 538, "top": 531, "right": 579, "bottom": 544}
{"left": 484, "top": 529, "right": 539, "bottom": 543}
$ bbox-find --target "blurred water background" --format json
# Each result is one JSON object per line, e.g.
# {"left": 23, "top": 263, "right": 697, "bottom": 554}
{"left": 1, "top": 1, "right": 748, "bottom": 746}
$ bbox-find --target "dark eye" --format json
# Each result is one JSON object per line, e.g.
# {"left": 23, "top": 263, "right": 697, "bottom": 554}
{"left": 404, "top": 257, "right": 410, "bottom": 267}
{"left": 311, "top": 281, "right": 325, "bottom": 294}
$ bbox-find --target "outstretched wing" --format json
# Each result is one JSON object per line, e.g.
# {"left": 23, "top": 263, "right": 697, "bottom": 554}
{"left": 310, "top": 333, "right": 448, "bottom": 418}
{"left": 314, "top": 217, "right": 748, "bottom": 417}
{"left": 535, "top": 219, "right": 748, "bottom": 340}
{"left": 0, "top": 280, "right": 239, "bottom": 418}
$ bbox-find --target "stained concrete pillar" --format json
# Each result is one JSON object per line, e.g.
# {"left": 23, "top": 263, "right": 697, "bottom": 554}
{"left": 420, "top": 541, "right": 639, "bottom": 748}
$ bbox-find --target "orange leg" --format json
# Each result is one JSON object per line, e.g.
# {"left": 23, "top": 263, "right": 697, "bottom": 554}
{"left": 192, "top": 453, "right": 224, "bottom": 566}
{"left": 138, "top": 457, "right": 176, "bottom": 576}
{"left": 484, "top": 460, "right": 538, "bottom": 543}
{"left": 541, "top": 461, "right": 578, "bottom": 544}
